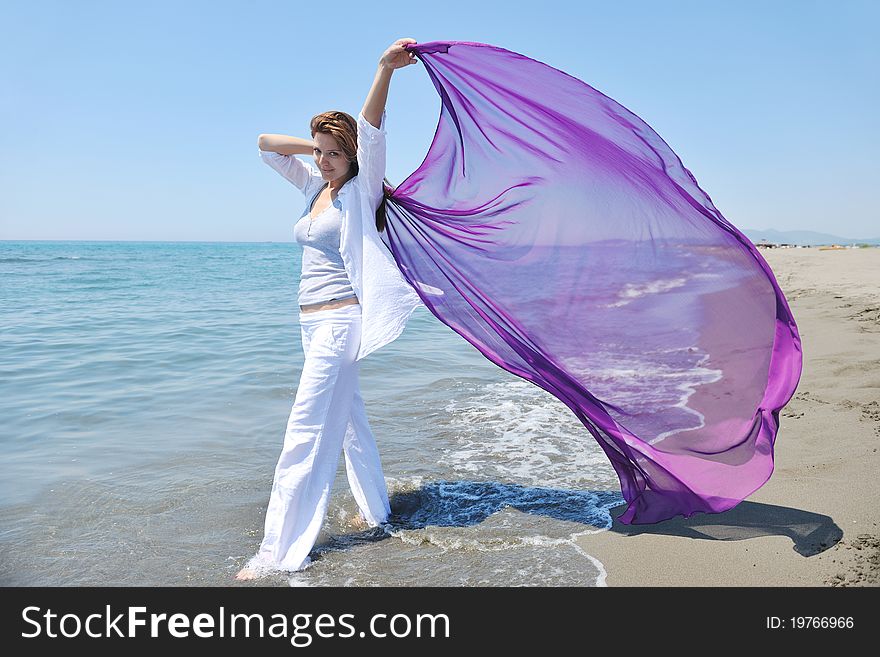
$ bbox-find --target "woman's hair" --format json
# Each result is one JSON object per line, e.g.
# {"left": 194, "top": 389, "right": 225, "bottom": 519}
{"left": 375, "top": 179, "right": 391, "bottom": 234}
{"left": 309, "top": 110, "right": 390, "bottom": 233}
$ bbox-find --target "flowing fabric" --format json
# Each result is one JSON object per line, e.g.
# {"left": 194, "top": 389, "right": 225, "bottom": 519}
{"left": 381, "top": 41, "right": 802, "bottom": 524}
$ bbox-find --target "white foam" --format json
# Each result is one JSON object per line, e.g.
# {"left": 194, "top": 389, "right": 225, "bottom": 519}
{"left": 440, "top": 379, "right": 617, "bottom": 489}
{"left": 603, "top": 268, "right": 726, "bottom": 309}
{"left": 561, "top": 345, "right": 723, "bottom": 445}
{"left": 604, "top": 276, "right": 688, "bottom": 308}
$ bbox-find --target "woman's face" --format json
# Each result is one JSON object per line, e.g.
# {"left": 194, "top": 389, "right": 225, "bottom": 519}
{"left": 312, "top": 132, "right": 352, "bottom": 184}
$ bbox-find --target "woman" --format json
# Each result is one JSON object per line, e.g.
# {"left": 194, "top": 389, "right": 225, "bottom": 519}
{"left": 236, "top": 38, "right": 422, "bottom": 580}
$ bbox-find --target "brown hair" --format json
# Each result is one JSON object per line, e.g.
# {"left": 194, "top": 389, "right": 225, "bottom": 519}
{"left": 375, "top": 179, "right": 391, "bottom": 234}
{"left": 309, "top": 110, "right": 389, "bottom": 233}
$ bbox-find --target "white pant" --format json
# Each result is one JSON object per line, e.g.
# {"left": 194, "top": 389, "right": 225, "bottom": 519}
{"left": 245, "top": 303, "right": 391, "bottom": 573}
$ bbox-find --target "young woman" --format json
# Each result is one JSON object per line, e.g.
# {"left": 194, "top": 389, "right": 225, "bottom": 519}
{"left": 236, "top": 38, "right": 422, "bottom": 580}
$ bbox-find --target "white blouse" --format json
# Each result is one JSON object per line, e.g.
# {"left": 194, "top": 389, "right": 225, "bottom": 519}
{"left": 259, "top": 109, "right": 424, "bottom": 361}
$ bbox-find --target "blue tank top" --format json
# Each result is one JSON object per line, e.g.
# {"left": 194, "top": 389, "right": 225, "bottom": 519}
{"left": 293, "top": 184, "right": 357, "bottom": 306}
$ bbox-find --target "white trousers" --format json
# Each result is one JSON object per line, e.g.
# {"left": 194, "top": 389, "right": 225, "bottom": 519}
{"left": 245, "top": 303, "right": 391, "bottom": 573}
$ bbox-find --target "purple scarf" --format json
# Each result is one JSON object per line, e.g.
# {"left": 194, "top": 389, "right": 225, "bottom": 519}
{"left": 382, "top": 40, "right": 802, "bottom": 524}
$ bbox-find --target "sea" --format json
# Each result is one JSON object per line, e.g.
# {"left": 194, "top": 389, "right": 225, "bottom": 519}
{"left": 0, "top": 239, "right": 722, "bottom": 587}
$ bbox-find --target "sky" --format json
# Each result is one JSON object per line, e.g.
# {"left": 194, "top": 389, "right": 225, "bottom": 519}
{"left": 1, "top": 0, "right": 877, "bottom": 242}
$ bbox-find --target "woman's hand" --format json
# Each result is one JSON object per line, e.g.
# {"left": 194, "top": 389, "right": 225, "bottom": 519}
{"left": 362, "top": 38, "right": 417, "bottom": 133}
{"left": 379, "top": 38, "right": 418, "bottom": 71}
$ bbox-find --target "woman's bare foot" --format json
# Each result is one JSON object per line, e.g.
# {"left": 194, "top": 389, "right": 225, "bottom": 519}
{"left": 348, "top": 514, "right": 370, "bottom": 531}
{"left": 234, "top": 567, "right": 259, "bottom": 581}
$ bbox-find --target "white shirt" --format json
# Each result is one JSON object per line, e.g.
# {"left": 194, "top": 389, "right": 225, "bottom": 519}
{"left": 259, "top": 109, "right": 424, "bottom": 361}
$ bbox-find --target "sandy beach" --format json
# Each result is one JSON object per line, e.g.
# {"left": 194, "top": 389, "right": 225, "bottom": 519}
{"left": 576, "top": 246, "right": 880, "bottom": 586}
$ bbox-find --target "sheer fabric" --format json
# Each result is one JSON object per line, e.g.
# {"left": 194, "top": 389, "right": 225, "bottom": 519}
{"left": 381, "top": 40, "right": 802, "bottom": 524}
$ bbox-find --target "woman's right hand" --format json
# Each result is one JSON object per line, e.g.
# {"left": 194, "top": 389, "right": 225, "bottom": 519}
{"left": 379, "top": 38, "right": 419, "bottom": 71}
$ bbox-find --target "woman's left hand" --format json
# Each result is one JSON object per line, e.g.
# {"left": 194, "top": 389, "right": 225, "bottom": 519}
{"left": 380, "top": 38, "right": 419, "bottom": 70}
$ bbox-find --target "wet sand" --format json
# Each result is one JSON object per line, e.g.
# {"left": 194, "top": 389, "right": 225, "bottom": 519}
{"left": 575, "top": 247, "right": 880, "bottom": 586}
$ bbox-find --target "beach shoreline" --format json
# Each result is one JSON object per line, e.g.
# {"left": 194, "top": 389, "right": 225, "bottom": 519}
{"left": 576, "top": 247, "right": 880, "bottom": 586}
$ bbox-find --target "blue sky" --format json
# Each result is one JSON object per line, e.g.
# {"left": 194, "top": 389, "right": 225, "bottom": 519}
{"left": 1, "top": 0, "right": 877, "bottom": 241}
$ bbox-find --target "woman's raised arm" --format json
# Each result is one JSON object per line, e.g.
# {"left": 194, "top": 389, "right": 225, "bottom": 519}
{"left": 361, "top": 38, "right": 418, "bottom": 129}
{"left": 257, "top": 134, "right": 314, "bottom": 156}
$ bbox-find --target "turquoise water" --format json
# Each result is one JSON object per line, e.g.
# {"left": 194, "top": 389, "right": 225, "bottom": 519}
{"left": 0, "top": 240, "right": 623, "bottom": 586}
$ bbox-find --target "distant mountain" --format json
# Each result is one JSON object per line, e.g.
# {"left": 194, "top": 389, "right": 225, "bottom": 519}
{"left": 740, "top": 229, "right": 880, "bottom": 246}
